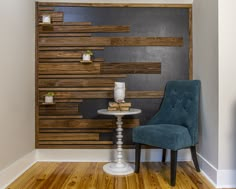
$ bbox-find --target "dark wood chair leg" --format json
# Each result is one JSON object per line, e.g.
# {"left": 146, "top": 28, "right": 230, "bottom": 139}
{"left": 135, "top": 143, "right": 141, "bottom": 173}
{"left": 190, "top": 146, "right": 200, "bottom": 172}
{"left": 162, "top": 149, "right": 166, "bottom": 163}
{"left": 170, "top": 150, "right": 178, "bottom": 186}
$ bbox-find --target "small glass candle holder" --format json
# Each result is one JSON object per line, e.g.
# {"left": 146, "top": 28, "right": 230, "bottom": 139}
{"left": 42, "top": 15, "right": 51, "bottom": 24}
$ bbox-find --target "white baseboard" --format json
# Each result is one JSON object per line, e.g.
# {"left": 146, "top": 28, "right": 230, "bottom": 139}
{"left": 0, "top": 150, "right": 37, "bottom": 189}
{"left": 197, "top": 153, "right": 236, "bottom": 188}
{"left": 197, "top": 153, "right": 218, "bottom": 186}
{"left": 36, "top": 148, "right": 191, "bottom": 162}
{"left": 217, "top": 170, "right": 236, "bottom": 188}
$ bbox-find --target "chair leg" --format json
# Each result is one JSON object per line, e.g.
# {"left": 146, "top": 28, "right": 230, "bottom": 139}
{"left": 190, "top": 146, "right": 200, "bottom": 172}
{"left": 135, "top": 143, "right": 141, "bottom": 173}
{"left": 162, "top": 149, "right": 166, "bottom": 163}
{"left": 170, "top": 150, "right": 178, "bottom": 186}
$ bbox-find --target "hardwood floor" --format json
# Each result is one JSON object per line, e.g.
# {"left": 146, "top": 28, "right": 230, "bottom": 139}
{"left": 7, "top": 162, "right": 216, "bottom": 189}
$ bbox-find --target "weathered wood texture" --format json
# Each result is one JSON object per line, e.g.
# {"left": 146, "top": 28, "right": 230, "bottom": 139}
{"left": 39, "top": 91, "right": 164, "bottom": 99}
{"left": 38, "top": 58, "right": 104, "bottom": 63}
{"left": 7, "top": 162, "right": 216, "bottom": 189}
{"left": 37, "top": 119, "right": 139, "bottom": 148}
{"left": 38, "top": 62, "right": 161, "bottom": 74}
{"left": 39, "top": 25, "right": 130, "bottom": 33}
{"left": 38, "top": 63, "right": 100, "bottom": 74}
{"left": 39, "top": 103, "right": 80, "bottom": 115}
{"left": 39, "top": 51, "right": 83, "bottom": 59}
{"left": 38, "top": 133, "right": 99, "bottom": 141}
{"left": 39, "top": 2, "right": 192, "bottom": 8}
{"left": 39, "top": 37, "right": 183, "bottom": 47}
{"left": 38, "top": 74, "right": 127, "bottom": 79}
{"left": 39, "top": 47, "right": 104, "bottom": 51}
{"left": 101, "top": 63, "right": 161, "bottom": 74}
{"left": 39, "top": 119, "right": 139, "bottom": 129}
{"left": 39, "top": 33, "right": 92, "bottom": 37}
{"left": 39, "top": 78, "right": 115, "bottom": 87}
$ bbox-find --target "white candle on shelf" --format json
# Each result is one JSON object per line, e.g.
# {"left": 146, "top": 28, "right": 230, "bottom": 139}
{"left": 42, "top": 15, "right": 51, "bottom": 24}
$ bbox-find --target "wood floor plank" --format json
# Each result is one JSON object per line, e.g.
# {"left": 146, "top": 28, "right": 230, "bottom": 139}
{"left": 7, "top": 162, "right": 217, "bottom": 189}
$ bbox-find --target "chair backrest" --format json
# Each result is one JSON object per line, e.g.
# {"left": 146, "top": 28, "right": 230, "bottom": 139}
{"left": 147, "top": 80, "right": 201, "bottom": 145}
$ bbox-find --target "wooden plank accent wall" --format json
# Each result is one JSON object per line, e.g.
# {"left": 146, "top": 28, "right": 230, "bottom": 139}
{"left": 36, "top": 3, "right": 191, "bottom": 149}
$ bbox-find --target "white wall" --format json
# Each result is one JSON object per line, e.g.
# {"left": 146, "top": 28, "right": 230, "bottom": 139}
{"left": 193, "top": 0, "right": 219, "bottom": 183}
{"left": 218, "top": 0, "right": 236, "bottom": 170}
{"left": 0, "top": 0, "right": 35, "bottom": 171}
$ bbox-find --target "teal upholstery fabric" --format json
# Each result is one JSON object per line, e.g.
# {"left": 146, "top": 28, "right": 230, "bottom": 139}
{"left": 133, "top": 80, "right": 200, "bottom": 151}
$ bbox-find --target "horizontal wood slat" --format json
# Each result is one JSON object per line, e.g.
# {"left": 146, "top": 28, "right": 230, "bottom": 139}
{"left": 50, "top": 22, "right": 92, "bottom": 26}
{"left": 39, "top": 115, "right": 83, "bottom": 119}
{"left": 36, "top": 144, "right": 119, "bottom": 149}
{"left": 39, "top": 47, "right": 104, "bottom": 51}
{"left": 38, "top": 3, "right": 192, "bottom": 8}
{"left": 101, "top": 62, "right": 161, "bottom": 74}
{"left": 40, "top": 99, "right": 83, "bottom": 103}
{"left": 126, "top": 91, "right": 164, "bottom": 98}
{"left": 39, "top": 91, "right": 164, "bottom": 99}
{"left": 39, "top": 25, "right": 130, "bottom": 33}
{"left": 38, "top": 74, "right": 127, "bottom": 79}
{"left": 39, "top": 78, "right": 115, "bottom": 87}
{"left": 38, "top": 58, "right": 104, "bottom": 63}
{"left": 39, "top": 103, "right": 79, "bottom": 115}
{"left": 38, "top": 141, "right": 113, "bottom": 145}
{"left": 38, "top": 133, "right": 99, "bottom": 141}
{"left": 39, "top": 129, "right": 113, "bottom": 133}
{"left": 39, "top": 37, "right": 183, "bottom": 47}
{"left": 39, "top": 87, "right": 114, "bottom": 91}
{"left": 39, "top": 33, "right": 92, "bottom": 37}
{"left": 39, "top": 51, "right": 82, "bottom": 59}
{"left": 38, "top": 7, "right": 55, "bottom": 11}
{"left": 38, "top": 63, "right": 100, "bottom": 74}
{"left": 39, "top": 119, "right": 140, "bottom": 129}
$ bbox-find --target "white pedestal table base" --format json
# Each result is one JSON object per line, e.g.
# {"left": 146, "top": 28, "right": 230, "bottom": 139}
{"left": 103, "top": 162, "right": 134, "bottom": 175}
{"left": 97, "top": 108, "right": 141, "bottom": 176}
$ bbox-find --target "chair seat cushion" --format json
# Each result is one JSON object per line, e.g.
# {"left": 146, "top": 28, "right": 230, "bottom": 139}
{"left": 133, "top": 124, "right": 192, "bottom": 151}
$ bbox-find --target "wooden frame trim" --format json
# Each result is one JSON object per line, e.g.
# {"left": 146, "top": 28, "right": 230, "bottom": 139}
{"left": 188, "top": 8, "right": 193, "bottom": 80}
{"left": 35, "top": 2, "right": 40, "bottom": 148}
{"left": 38, "top": 2, "right": 192, "bottom": 8}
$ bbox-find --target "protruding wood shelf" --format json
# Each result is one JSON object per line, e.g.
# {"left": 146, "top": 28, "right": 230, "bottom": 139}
{"left": 80, "top": 60, "right": 93, "bottom": 64}
{"left": 41, "top": 102, "right": 56, "bottom": 105}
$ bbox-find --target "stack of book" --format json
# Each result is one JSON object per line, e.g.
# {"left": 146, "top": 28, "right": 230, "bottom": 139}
{"left": 108, "top": 102, "right": 132, "bottom": 111}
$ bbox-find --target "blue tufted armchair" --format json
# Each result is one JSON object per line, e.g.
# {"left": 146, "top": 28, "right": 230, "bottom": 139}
{"left": 133, "top": 80, "right": 201, "bottom": 186}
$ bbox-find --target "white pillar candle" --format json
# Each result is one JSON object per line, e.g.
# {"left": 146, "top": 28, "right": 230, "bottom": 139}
{"left": 114, "top": 82, "right": 126, "bottom": 103}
